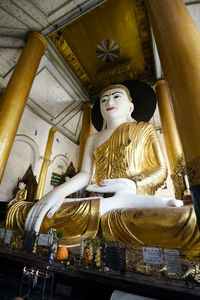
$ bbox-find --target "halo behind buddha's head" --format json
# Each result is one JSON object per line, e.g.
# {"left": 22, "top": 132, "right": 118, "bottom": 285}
{"left": 92, "top": 80, "right": 157, "bottom": 131}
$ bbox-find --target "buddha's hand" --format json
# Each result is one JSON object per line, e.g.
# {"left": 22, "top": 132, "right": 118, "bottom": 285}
{"left": 86, "top": 178, "right": 136, "bottom": 193}
{"left": 24, "top": 191, "right": 63, "bottom": 233}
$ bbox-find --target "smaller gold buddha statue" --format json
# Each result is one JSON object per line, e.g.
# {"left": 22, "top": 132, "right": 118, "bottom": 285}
{"left": 6, "top": 181, "right": 28, "bottom": 231}
{"left": 9, "top": 181, "right": 27, "bottom": 206}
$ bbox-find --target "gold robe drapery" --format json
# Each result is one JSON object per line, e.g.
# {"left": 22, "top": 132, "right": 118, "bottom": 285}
{"left": 6, "top": 122, "right": 200, "bottom": 251}
{"left": 92, "top": 122, "right": 167, "bottom": 195}
{"left": 101, "top": 206, "right": 200, "bottom": 255}
{"left": 6, "top": 199, "right": 100, "bottom": 247}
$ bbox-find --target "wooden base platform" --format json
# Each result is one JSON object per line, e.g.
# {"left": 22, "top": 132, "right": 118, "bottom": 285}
{"left": 0, "top": 247, "right": 200, "bottom": 300}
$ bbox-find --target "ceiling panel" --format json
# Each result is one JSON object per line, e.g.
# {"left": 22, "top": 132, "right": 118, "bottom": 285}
{"left": 0, "top": 0, "right": 41, "bottom": 37}
{"left": 0, "top": 48, "right": 21, "bottom": 78}
{"left": 65, "top": 110, "right": 82, "bottom": 136}
{"left": 29, "top": 66, "right": 75, "bottom": 119}
{"left": 26, "top": 43, "right": 89, "bottom": 143}
{"left": 33, "top": 0, "right": 71, "bottom": 15}
{"left": 59, "top": 103, "right": 83, "bottom": 143}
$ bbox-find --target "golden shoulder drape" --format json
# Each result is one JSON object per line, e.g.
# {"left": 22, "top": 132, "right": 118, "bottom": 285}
{"left": 92, "top": 122, "right": 167, "bottom": 195}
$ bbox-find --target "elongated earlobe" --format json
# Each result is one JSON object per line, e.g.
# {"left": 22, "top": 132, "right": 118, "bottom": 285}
{"left": 130, "top": 102, "right": 134, "bottom": 113}
{"left": 127, "top": 103, "right": 134, "bottom": 122}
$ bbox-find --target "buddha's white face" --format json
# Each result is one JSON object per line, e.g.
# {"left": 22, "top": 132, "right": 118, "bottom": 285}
{"left": 19, "top": 182, "right": 26, "bottom": 190}
{"left": 100, "top": 88, "right": 133, "bottom": 123}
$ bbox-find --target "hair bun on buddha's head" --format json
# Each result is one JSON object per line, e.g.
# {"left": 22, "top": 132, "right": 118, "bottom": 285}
{"left": 92, "top": 80, "right": 157, "bottom": 131}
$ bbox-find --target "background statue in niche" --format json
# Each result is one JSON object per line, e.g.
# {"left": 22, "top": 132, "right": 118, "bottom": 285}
{"left": 6, "top": 165, "right": 37, "bottom": 231}
{"left": 17, "top": 164, "right": 37, "bottom": 202}
{"left": 8, "top": 180, "right": 27, "bottom": 207}
{"left": 6, "top": 81, "right": 200, "bottom": 251}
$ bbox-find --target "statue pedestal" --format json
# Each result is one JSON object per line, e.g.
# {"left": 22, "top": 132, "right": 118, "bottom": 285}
{"left": 0, "top": 247, "right": 200, "bottom": 300}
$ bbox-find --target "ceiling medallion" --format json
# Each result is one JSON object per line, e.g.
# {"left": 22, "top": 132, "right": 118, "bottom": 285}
{"left": 96, "top": 40, "right": 120, "bottom": 62}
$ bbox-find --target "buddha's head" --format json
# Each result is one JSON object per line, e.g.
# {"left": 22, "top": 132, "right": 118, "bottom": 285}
{"left": 99, "top": 84, "right": 134, "bottom": 127}
{"left": 18, "top": 181, "right": 26, "bottom": 190}
{"left": 92, "top": 81, "right": 156, "bottom": 131}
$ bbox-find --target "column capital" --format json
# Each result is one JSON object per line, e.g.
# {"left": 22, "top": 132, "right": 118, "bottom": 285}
{"left": 154, "top": 79, "right": 166, "bottom": 89}
{"left": 83, "top": 102, "right": 93, "bottom": 109}
{"left": 26, "top": 31, "right": 47, "bottom": 51}
{"left": 49, "top": 126, "right": 57, "bottom": 134}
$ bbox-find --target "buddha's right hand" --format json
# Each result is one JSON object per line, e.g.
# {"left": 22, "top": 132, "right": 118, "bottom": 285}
{"left": 24, "top": 191, "right": 63, "bottom": 233}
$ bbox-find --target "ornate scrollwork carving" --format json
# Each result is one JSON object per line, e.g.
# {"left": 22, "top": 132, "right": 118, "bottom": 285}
{"left": 171, "top": 154, "right": 186, "bottom": 200}
{"left": 186, "top": 157, "right": 200, "bottom": 187}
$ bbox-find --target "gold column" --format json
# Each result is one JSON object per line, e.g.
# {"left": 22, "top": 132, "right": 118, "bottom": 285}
{"left": 35, "top": 126, "right": 57, "bottom": 200}
{"left": 0, "top": 31, "right": 47, "bottom": 182}
{"left": 77, "top": 103, "right": 93, "bottom": 172}
{"left": 145, "top": 0, "right": 200, "bottom": 187}
{"left": 155, "top": 80, "right": 185, "bottom": 199}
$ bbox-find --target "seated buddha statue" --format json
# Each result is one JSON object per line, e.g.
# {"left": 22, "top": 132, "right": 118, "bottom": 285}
{"left": 6, "top": 181, "right": 27, "bottom": 231}
{"left": 6, "top": 84, "right": 200, "bottom": 251}
{"left": 8, "top": 181, "right": 27, "bottom": 206}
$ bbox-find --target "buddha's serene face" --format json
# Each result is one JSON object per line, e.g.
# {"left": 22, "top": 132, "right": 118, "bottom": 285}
{"left": 19, "top": 182, "right": 26, "bottom": 190}
{"left": 100, "top": 88, "right": 133, "bottom": 122}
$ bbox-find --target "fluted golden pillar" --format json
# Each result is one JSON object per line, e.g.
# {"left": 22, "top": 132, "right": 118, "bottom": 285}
{"left": 155, "top": 80, "right": 186, "bottom": 199}
{"left": 145, "top": 0, "right": 200, "bottom": 225}
{"left": 77, "top": 103, "right": 93, "bottom": 172}
{"left": 0, "top": 31, "right": 47, "bottom": 182}
{"left": 35, "top": 126, "right": 57, "bottom": 200}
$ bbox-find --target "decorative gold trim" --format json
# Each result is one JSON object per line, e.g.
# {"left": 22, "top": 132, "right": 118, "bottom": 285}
{"left": 9, "top": 230, "right": 24, "bottom": 250}
{"left": 134, "top": 0, "right": 154, "bottom": 78}
{"left": 186, "top": 157, "right": 200, "bottom": 187}
{"left": 94, "top": 59, "right": 132, "bottom": 81}
{"left": 50, "top": 32, "right": 94, "bottom": 93}
{"left": 170, "top": 154, "right": 185, "bottom": 200}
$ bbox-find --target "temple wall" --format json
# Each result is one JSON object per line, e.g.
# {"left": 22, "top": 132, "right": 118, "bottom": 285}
{"left": 0, "top": 107, "right": 79, "bottom": 202}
